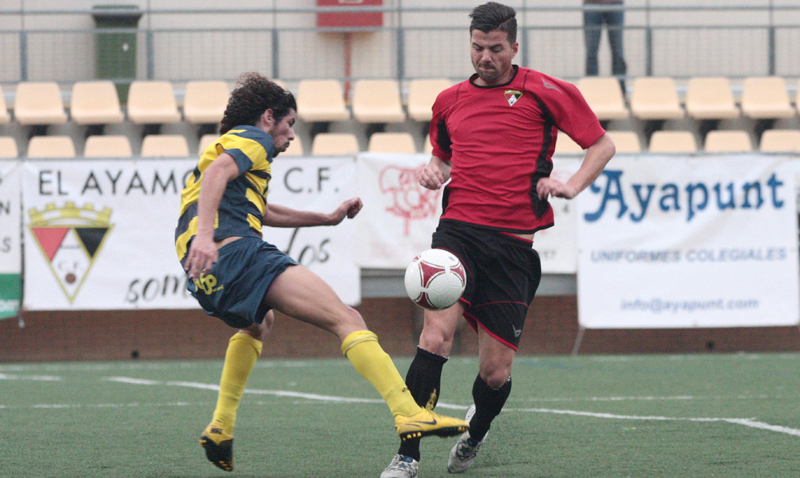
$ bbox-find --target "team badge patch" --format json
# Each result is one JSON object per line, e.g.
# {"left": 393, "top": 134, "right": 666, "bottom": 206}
{"left": 29, "top": 202, "right": 113, "bottom": 303}
{"left": 504, "top": 89, "right": 523, "bottom": 106}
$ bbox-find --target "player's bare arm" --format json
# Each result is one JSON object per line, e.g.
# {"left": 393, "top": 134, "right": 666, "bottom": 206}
{"left": 185, "top": 153, "right": 241, "bottom": 280}
{"left": 419, "top": 155, "right": 453, "bottom": 190}
{"left": 537, "top": 133, "right": 615, "bottom": 200}
{"left": 262, "top": 197, "right": 363, "bottom": 228}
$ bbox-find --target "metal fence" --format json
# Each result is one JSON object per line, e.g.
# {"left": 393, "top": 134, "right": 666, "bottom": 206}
{"left": 0, "top": 4, "right": 799, "bottom": 87}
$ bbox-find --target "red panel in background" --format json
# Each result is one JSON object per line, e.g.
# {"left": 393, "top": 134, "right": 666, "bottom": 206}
{"left": 317, "top": 0, "right": 383, "bottom": 28}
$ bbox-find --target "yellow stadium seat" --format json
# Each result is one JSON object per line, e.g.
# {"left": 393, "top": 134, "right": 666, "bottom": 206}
{"left": 311, "top": 133, "right": 360, "bottom": 156}
{"left": 576, "top": 77, "right": 629, "bottom": 120}
{"left": 352, "top": 80, "right": 406, "bottom": 124}
{"left": 368, "top": 132, "right": 417, "bottom": 153}
{"left": 282, "top": 137, "right": 304, "bottom": 156}
{"left": 424, "top": 134, "right": 433, "bottom": 154}
{"left": 27, "top": 136, "right": 76, "bottom": 158}
{"left": 759, "top": 130, "right": 800, "bottom": 152}
{"left": 183, "top": 81, "right": 229, "bottom": 124}
{"left": 83, "top": 135, "right": 133, "bottom": 158}
{"left": 630, "top": 77, "right": 684, "bottom": 120}
{"left": 648, "top": 131, "right": 697, "bottom": 153}
{"left": 554, "top": 132, "right": 584, "bottom": 154}
{"left": 198, "top": 134, "right": 218, "bottom": 155}
{"left": 606, "top": 131, "right": 641, "bottom": 153}
{"left": 140, "top": 134, "right": 190, "bottom": 157}
{"left": 14, "top": 82, "right": 68, "bottom": 125}
{"left": 685, "top": 77, "right": 739, "bottom": 120}
{"left": 127, "top": 81, "right": 182, "bottom": 124}
{"left": 704, "top": 130, "right": 752, "bottom": 153}
{"left": 0, "top": 137, "right": 18, "bottom": 157}
{"left": 70, "top": 81, "right": 125, "bottom": 125}
{"left": 296, "top": 79, "right": 350, "bottom": 123}
{"left": 407, "top": 79, "right": 452, "bottom": 122}
{"left": 741, "top": 77, "right": 794, "bottom": 119}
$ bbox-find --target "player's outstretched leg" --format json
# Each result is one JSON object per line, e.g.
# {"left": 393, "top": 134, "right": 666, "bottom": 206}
{"left": 340, "top": 331, "right": 468, "bottom": 441}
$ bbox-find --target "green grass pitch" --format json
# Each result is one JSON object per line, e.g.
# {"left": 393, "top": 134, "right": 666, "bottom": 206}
{"left": 2, "top": 353, "right": 800, "bottom": 477}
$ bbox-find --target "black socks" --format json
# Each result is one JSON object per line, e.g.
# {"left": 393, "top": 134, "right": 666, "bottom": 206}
{"left": 397, "top": 346, "right": 448, "bottom": 461}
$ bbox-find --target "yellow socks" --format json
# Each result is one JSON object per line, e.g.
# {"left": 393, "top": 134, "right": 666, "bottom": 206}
{"left": 212, "top": 333, "right": 263, "bottom": 435}
{"left": 341, "top": 330, "right": 420, "bottom": 417}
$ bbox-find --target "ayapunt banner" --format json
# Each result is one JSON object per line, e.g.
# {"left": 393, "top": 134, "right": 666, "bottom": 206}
{"left": 577, "top": 156, "right": 799, "bottom": 329}
{"left": 0, "top": 161, "right": 21, "bottom": 319}
{"left": 22, "top": 157, "right": 359, "bottom": 310}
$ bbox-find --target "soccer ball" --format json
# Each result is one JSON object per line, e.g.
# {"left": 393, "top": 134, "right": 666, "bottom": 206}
{"left": 404, "top": 249, "right": 467, "bottom": 311}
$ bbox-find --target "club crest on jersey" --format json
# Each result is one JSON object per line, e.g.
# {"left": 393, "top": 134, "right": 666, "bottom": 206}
{"left": 504, "top": 89, "right": 523, "bottom": 106}
{"left": 29, "top": 202, "right": 113, "bottom": 303}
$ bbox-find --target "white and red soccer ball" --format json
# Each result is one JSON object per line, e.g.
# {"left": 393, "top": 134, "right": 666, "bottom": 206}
{"left": 404, "top": 249, "right": 467, "bottom": 311}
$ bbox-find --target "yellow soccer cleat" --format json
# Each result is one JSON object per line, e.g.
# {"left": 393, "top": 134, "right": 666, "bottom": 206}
{"left": 395, "top": 408, "right": 469, "bottom": 441}
{"left": 199, "top": 420, "right": 234, "bottom": 472}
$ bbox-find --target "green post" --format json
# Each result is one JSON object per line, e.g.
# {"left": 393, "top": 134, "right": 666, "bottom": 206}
{"left": 92, "top": 5, "right": 143, "bottom": 103}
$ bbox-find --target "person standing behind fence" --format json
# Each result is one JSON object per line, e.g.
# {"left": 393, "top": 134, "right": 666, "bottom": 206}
{"left": 583, "top": 0, "right": 627, "bottom": 90}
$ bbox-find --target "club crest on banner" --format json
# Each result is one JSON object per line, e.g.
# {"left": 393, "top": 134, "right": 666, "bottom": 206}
{"left": 379, "top": 164, "right": 441, "bottom": 236}
{"left": 28, "top": 202, "right": 113, "bottom": 303}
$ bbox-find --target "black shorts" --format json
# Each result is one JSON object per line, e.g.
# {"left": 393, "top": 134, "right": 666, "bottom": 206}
{"left": 431, "top": 220, "right": 541, "bottom": 350}
{"left": 187, "top": 237, "right": 297, "bottom": 329}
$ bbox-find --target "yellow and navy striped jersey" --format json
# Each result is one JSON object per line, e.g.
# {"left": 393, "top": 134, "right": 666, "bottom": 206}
{"left": 175, "top": 125, "right": 274, "bottom": 263}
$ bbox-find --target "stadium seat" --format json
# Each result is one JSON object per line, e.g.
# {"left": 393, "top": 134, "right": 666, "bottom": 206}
{"left": 576, "top": 77, "right": 629, "bottom": 120}
{"left": 183, "top": 81, "right": 229, "bottom": 124}
{"left": 296, "top": 79, "right": 350, "bottom": 123}
{"left": 282, "top": 137, "right": 304, "bottom": 156}
{"left": 606, "top": 131, "right": 641, "bottom": 153}
{"left": 198, "top": 134, "right": 218, "bottom": 154}
{"left": 0, "top": 137, "right": 18, "bottom": 157}
{"left": 796, "top": 79, "right": 800, "bottom": 116}
{"left": 83, "top": 135, "right": 133, "bottom": 158}
{"left": 368, "top": 132, "right": 417, "bottom": 153}
{"left": 554, "top": 132, "right": 584, "bottom": 154}
{"left": 127, "top": 81, "right": 182, "bottom": 125}
{"left": 648, "top": 131, "right": 697, "bottom": 153}
{"left": 70, "top": 81, "right": 125, "bottom": 125}
{"left": 759, "top": 129, "right": 800, "bottom": 152}
{"left": 14, "top": 82, "right": 68, "bottom": 125}
{"left": 311, "top": 133, "right": 359, "bottom": 156}
{"left": 407, "top": 79, "right": 452, "bottom": 122}
{"left": 629, "top": 77, "right": 684, "bottom": 120}
{"left": 140, "top": 134, "right": 190, "bottom": 157}
{"left": 704, "top": 130, "right": 752, "bottom": 153}
{"left": 27, "top": 136, "right": 76, "bottom": 158}
{"left": 685, "top": 77, "right": 739, "bottom": 120}
{"left": 740, "top": 77, "right": 794, "bottom": 119}
{"left": 423, "top": 134, "right": 433, "bottom": 154}
{"left": 352, "top": 80, "right": 406, "bottom": 124}
{"left": 0, "top": 86, "right": 10, "bottom": 124}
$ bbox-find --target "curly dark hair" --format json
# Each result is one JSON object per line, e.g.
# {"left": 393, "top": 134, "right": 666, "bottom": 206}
{"left": 219, "top": 72, "right": 297, "bottom": 134}
{"left": 469, "top": 2, "right": 517, "bottom": 44}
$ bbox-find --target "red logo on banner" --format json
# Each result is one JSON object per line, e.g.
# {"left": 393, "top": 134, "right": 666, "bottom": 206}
{"left": 379, "top": 165, "right": 441, "bottom": 236}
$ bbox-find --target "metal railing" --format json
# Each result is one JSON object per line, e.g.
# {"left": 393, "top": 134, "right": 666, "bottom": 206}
{"left": 0, "top": 4, "right": 799, "bottom": 87}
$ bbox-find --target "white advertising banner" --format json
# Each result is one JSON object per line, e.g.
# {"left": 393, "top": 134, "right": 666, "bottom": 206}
{"left": 356, "top": 153, "right": 443, "bottom": 268}
{"left": 22, "top": 157, "right": 359, "bottom": 311}
{"left": 577, "top": 156, "right": 799, "bottom": 329}
{"left": 534, "top": 157, "right": 581, "bottom": 273}
{"left": 0, "top": 161, "right": 21, "bottom": 319}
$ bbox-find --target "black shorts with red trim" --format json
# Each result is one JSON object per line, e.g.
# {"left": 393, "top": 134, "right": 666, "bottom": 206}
{"left": 431, "top": 219, "right": 542, "bottom": 350}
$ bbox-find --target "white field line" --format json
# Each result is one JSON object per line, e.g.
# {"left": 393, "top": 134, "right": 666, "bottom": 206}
{"left": 0, "top": 373, "right": 61, "bottom": 381}
{"left": 100, "top": 377, "right": 800, "bottom": 438}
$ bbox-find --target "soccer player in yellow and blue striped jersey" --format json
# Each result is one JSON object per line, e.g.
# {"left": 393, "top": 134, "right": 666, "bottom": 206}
{"left": 175, "top": 72, "right": 468, "bottom": 473}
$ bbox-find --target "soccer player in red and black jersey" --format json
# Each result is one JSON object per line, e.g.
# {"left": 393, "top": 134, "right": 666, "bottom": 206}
{"left": 381, "top": 3, "right": 615, "bottom": 477}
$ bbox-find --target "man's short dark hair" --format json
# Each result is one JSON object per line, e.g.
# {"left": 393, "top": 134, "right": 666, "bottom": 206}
{"left": 469, "top": 2, "right": 517, "bottom": 44}
{"left": 220, "top": 72, "right": 296, "bottom": 134}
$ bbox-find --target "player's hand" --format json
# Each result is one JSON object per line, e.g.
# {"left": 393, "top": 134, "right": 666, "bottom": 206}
{"left": 185, "top": 234, "right": 217, "bottom": 280}
{"left": 329, "top": 197, "right": 363, "bottom": 225}
{"left": 419, "top": 164, "right": 446, "bottom": 190}
{"left": 536, "top": 177, "right": 578, "bottom": 200}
